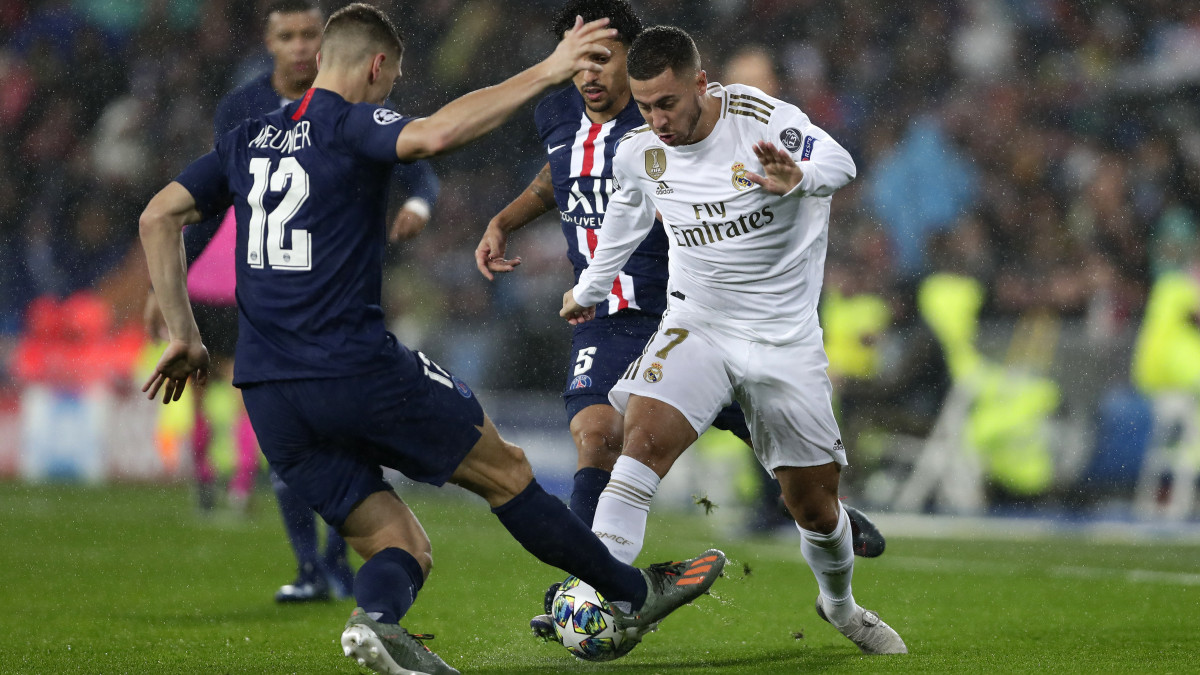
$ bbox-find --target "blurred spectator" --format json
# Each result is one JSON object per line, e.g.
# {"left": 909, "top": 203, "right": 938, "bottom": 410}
{"left": 0, "top": 0, "right": 1197, "bottom": 408}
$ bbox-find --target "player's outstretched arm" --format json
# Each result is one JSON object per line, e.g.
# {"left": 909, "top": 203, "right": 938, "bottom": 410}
{"left": 475, "top": 163, "right": 555, "bottom": 280}
{"left": 395, "top": 17, "right": 616, "bottom": 161}
{"left": 139, "top": 181, "right": 210, "bottom": 403}
{"left": 745, "top": 140, "right": 804, "bottom": 195}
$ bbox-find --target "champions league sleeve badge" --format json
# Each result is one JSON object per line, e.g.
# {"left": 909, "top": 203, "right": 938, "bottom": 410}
{"left": 373, "top": 108, "right": 403, "bottom": 125}
{"left": 779, "top": 127, "right": 803, "bottom": 151}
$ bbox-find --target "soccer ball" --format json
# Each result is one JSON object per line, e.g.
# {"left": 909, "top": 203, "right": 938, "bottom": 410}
{"left": 551, "top": 576, "right": 630, "bottom": 661}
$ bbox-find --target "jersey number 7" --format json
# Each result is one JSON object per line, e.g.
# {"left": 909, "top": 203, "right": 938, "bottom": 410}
{"left": 247, "top": 157, "right": 312, "bottom": 271}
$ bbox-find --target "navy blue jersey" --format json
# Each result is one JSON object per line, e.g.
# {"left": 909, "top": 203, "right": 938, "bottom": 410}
{"left": 175, "top": 88, "right": 413, "bottom": 385}
{"left": 184, "top": 73, "right": 440, "bottom": 265}
{"left": 534, "top": 86, "right": 668, "bottom": 318}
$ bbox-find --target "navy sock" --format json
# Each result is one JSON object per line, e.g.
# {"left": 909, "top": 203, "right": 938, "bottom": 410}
{"left": 353, "top": 547, "right": 424, "bottom": 625}
{"left": 492, "top": 480, "right": 646, "bottom": 608}
{"left": 569, "top": 467, "right": 611, "bottom": 527}
{"left": 271, "top": 472, "right": 319, "bottom": 576}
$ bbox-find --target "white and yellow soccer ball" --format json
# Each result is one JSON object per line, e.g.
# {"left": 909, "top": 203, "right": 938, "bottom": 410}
{"left": 551, "top": 576, "right": 632, "bottom": 661}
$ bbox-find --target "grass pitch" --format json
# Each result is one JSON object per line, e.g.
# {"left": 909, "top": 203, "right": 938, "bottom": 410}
{"left": 0, "top": 482, "right": 1194, "bottom": 674}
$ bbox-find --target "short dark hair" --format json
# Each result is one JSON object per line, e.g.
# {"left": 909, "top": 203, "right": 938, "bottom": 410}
{"left": 264, "top": 0, "right": 321, "bottom": 18}
{"left": 323, "top": 3, "right": 404, "bottom": 59}
{"left": 551, "top": 0, "right": 641, "bottom": 45}
{"left": 627, "top": 25, "right": 701, "bottom": 81}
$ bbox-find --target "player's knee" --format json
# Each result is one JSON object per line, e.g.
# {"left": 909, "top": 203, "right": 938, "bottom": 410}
{"left": 783, "top": 492, "right": 840, "bottom": 533}
{"left": 503, "top": 441, "right": 534, "bottom": 486}
{"left": 572, "top": 426, "right": 622, "bottom": 470}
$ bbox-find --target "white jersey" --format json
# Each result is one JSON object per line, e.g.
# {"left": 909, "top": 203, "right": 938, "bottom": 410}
{"left": 573, "top": 83, "right": 856, "bottom": 344}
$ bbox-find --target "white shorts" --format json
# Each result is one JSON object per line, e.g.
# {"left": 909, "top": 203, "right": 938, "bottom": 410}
{"left": 609, "top": 309, "right": 847, "bottom": 473}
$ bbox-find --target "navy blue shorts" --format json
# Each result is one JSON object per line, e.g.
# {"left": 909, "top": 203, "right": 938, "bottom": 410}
{"left": 242, "top": 337, "right": 483, "bottom": 528}
{"left": 563, "top": 312, "right": 750, "bottom": 439}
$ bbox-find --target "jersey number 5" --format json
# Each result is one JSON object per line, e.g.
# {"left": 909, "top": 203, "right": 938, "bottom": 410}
{"left": 247, "top": 157, "right": 311, "bottom": 271}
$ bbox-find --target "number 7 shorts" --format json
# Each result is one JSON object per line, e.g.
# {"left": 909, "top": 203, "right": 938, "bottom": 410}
{"left": 608, "top": 309, "right": 848, "bottom": 473}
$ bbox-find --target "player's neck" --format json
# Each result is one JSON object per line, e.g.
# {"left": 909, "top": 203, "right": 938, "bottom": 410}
{"left": 272, "top": 70, "right": 312, "bottom": 102}
{"left": 685, "top": 93, "right": 722, "bottom": 145}
{"left": 310, "top": 69, "right": 368, "bottom": 104}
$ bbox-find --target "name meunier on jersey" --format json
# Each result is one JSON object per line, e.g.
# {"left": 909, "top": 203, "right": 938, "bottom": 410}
{"left": 670, "top": 202, "right": 774, "bottom": 248}
{"left": 174, "top": 88, "right": 416, "bottom": 385}
{"left": 248, "top": 121, "right": 312, "bottom": 153}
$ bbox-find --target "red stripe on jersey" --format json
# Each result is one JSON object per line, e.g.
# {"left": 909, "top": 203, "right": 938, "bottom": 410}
{"left": 580, "top": 122, "right": 602, "bottom": 176}
{"left": 291, "top": 89, "right": 316, "bottom": 120}
{"left": 611, "top": 275, "right": 629, "bottom": 311}
{"left": 586, "top": 228, "right": 598, "bottom": 258}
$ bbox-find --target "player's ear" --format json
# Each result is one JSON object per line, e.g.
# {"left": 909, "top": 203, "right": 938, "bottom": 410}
{"left": 316, "top": 51, "right": 323, "bottom": 70}
{"left": 368, "top": 52, "right": 387, "bottom": 84}
{"left": 696, "top": 69, "right": 708, "bottom": 95}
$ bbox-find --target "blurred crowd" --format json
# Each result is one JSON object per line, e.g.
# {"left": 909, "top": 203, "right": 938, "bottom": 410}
{"left": 3, "top": 0, "right": 1200, "bottom": 400}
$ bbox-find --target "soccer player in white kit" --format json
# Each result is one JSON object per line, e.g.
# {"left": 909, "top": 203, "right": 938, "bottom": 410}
{"left": 560, "top": 25, "right": 907, "bottom": 655}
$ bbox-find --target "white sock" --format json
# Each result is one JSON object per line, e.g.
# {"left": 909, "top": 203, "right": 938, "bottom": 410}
{"left": 798, "top": 505, "right": 858, "bottom": 626}
{"left": 591, "top": 455, "right": 661, "bottom": 564}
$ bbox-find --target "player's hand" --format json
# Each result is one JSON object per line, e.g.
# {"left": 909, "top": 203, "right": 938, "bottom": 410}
{"left": 388, "top": 207, "right": 429, "bottom": 242}
{"left": 475, "top": 221, "right": 522, "bottom": 281}
{"left": 560, "top": 289, "right": 596, "bottom": 325}
{"left": 745, "top": 140, "right": 804, "bottom": 195}
{"left": 142, "top": 291, "right": 168, "bottom": 341}
{"left": 142, "top": 338, "right": 209, "bottom": 404}
{"left": 545, "top": 16, "right": 616, "bottom": 84}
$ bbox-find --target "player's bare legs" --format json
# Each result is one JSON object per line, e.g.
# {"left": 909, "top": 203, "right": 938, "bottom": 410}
{"left": 775, "top": 463, "right": 842, "bottom": 533}
{"left": 570, "top": 404, "right": 624, "bottom": 475}
{"left": 589, "top": 395, "right": 695, "bottom": 564}
{"left": 621, "top": 395, "right": 697, "bottom": 474}
{"left": 341, "top": 491, "right": 433, "bottom": 576}
{"left": 776, "top": 462, "right": 906, "bottom": 654}
{"left": 447, "top": 414, "right": 534, "bottom": 507}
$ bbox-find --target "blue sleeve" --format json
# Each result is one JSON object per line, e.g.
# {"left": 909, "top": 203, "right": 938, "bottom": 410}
{"left": 174, "top": 150, "right": 232, "bottom": 221}
{"left": 392, "top": 160, "right": 440, "bottom": 206}
{"left": 341, "top": 104, "right": 414, "bottom": 164}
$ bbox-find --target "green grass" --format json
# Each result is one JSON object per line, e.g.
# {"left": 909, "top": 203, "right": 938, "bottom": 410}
{"left": 0, "top": 482, "right": 1195, "bottom": 674}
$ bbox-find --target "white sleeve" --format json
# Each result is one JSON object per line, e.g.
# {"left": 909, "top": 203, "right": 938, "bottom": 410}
{"left": 771, "top": 105, "right": 856, "bottom": 198}
{"left": 572, "top": 154, "right": 656, "bottom": 308}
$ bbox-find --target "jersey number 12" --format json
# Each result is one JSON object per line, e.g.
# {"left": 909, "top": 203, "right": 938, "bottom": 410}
{"left": 247, "top": 157, "right": 312, "bottom": 271}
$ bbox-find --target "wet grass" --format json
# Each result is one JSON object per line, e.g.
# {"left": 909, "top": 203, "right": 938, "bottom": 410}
{"left": 0, "top": 481, "right": 1193, "bottom": 673}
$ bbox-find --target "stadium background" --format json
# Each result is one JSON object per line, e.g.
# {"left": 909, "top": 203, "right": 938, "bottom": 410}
{"left": 2, "top": 0, "right": 1200, "bottom": 526}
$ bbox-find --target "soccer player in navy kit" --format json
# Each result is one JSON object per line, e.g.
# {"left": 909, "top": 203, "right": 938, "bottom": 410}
{"left": 139, "top": 5, "right": 724, "bottom": 673}
{"left": 476, "top": 0, "right": 885, "bottom": 638}
{"left": 154, "top": 0, "right": 441, "bottom": 605}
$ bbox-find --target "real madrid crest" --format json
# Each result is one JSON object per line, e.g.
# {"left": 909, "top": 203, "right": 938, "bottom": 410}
{"left": 645, "top": 148, "right": 667, "bottom": 180}
{"left": 643, "top": 362, "right": 664, "bottom": 383}
{"left": 731, "top": 162, "right": 753, "bottom": 191}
